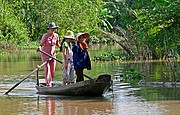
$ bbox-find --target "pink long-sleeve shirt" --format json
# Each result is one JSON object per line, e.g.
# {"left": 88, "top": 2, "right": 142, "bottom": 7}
{"left": 40, "top": 33, "right": 60, "bottom": 62}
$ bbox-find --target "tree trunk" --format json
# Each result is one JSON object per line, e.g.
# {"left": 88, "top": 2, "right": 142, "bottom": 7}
{"left": 98, "top": 28, "right": 137, "bottom": 60}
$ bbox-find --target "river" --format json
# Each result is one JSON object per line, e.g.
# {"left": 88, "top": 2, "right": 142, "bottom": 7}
{"left": 0, "top": 44, "right": 180, "bottom": 115}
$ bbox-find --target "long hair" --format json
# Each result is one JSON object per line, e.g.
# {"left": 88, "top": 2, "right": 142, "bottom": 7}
{"left": 60, "top": 38, "right": 71, "bottom": 52}
{"left": 60, "top": 38, "right": 65, "bottom": 52}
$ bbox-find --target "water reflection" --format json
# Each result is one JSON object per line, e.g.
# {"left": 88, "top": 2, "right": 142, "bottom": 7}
{"left": 36, "top": 96, "right": 113, "bottom": 115}
{"left": 0, "top": 79, "right": 180, "bottom": 115}
{"left": 45, "top": 98, "right": 57, "bottom": 115}
{"left": 136, "top": 86, "right": 180, "bottom": 100}
{"left": 0, "top": 46, "right": 180, "bottom": 115}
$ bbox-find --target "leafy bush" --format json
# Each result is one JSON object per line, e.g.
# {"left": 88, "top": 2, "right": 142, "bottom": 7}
{"left": 93, "top": 52, "right": 120, "bottom": 61}
{"left": 0, "top": 1, "right": 29, "bottom": 49}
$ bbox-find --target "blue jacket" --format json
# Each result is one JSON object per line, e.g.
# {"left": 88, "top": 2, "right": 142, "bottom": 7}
{"left": 72, "top": 43, "right": 91, "bottom": 70}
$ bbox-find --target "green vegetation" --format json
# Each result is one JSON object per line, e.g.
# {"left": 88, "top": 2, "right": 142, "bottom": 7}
{"left": 0, "top": 0, "right": 103, "bottom": 48}
{"left": 0, "top": 0, "right": 179, "bottom": 60}
{"left": 101, "top": 0, "right": 179, "bottom": 60}
{"left": 93, "top": 52, "right": 119, "bottom": 61}
{"left": 123, "top": 68, "right": 145, "bottom": 84}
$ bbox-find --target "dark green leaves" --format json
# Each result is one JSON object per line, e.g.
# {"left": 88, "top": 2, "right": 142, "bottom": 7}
{"left": 153, "top": 0, "right": 170, "bottom": 6}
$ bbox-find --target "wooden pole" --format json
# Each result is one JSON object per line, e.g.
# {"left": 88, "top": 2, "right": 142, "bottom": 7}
{"left": 36, "top": 65, "right": 40, "bottom": 86}
{"left": 4, "top": 52, "right": 60, "bottom": 95}
{"left": 38, "top": 50, "right": 93, "bottom": 80}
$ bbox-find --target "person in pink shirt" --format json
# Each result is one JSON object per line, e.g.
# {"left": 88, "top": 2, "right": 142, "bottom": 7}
{"left": 37, "top": 22, "right": 61, "bottom": 87}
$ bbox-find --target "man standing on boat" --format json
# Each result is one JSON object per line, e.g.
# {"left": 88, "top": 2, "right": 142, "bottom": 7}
{"left": 37, "top": 22, "right": 61, "bottom": 87}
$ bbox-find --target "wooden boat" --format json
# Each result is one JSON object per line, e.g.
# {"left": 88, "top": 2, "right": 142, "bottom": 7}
{"left": 36, "top": 74, "right": 112, "bottom": 96}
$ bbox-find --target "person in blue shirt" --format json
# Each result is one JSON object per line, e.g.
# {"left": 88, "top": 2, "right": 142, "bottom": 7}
{"left": 72, "top": 33, "right": 91, "bottom": 82}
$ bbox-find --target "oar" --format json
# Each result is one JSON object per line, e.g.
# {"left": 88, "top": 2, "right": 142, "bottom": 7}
{"left": 38, "top": 49, "right": 93, "bottom": 80}
{"left": 4, "top": 53, "right": 59, "bottom": 95}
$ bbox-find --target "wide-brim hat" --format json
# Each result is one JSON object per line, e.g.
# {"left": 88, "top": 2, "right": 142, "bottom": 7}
{"left": 47, "top": 22, "right": 58, "bottom": 29}
{"left": 64, "top": 30, "right": 74, "bottom": 39}
{"left": 76, "top": 32, "right": 90, "bottom": 40}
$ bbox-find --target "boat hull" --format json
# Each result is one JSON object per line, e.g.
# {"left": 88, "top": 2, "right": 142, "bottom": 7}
{"left": 36, "top": 74, "right": 111, "bottom": 96}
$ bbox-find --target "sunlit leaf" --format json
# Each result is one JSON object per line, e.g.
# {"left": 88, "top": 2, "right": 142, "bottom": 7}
{"left": 153, "top": 0, "right": 170, "bottom": 6}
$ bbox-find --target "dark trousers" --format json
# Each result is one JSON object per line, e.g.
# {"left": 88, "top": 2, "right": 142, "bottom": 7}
{"left": 75, "top": 69, "right": 84, "bottom": 82}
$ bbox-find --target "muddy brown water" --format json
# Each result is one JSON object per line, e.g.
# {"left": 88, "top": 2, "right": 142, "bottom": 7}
{"left": 0, "top": 44, "right": 180, "bottom": 115}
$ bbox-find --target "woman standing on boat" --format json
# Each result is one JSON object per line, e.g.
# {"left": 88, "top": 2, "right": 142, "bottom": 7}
{"left": 72, "top": 33, "right": 91, "bottom": 82}
{"left": 60, "top": 30, "right": 75, "bottom": 85}
{"left": 37, "top": 22, "right": 61, "bottom": 87}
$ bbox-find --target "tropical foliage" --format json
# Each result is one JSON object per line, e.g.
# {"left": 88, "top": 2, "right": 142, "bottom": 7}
{"left": 0, "top": 0, "right": 103, "bottom": 47}
{"left": 0, "top": 0, "right": 179, "bottom": 60}
{"left": 100, "top": 0, "right": 180, "bottom": 60}
{"left": 0, "top": 1, "right": 29, "bottom": 49}
{"left": 93, "top": 52, "right": 120, "bottom": 61}
{"left": 133, "top": 0, "right": 180, "bottom": 59}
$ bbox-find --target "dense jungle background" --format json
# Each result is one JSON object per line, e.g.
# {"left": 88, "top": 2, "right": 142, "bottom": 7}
{"left": 0, "top": 2, "right": 180, "bottom": 114}
{"left": 0, "top": 0, "right": 179, "bottom": 60}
